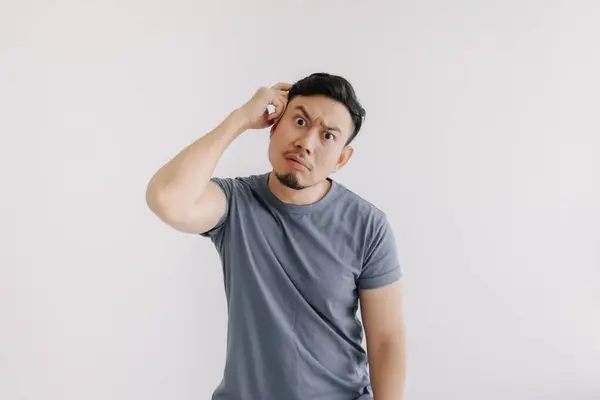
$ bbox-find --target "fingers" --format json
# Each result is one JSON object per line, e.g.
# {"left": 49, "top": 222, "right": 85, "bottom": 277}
{"left": 270, "top": 92, "right": 289, "bottom": 120}
{"left": 251, "top": 83, "right": 290, "bottom": 127}
{"left": 272, "top": 82, "right": 292, "bottom": 92}
{"left": 268, "top": 100, "right": 283, "bottom": 121}
{"left": 276, "top": 91, "right": 288, "bottom": 107}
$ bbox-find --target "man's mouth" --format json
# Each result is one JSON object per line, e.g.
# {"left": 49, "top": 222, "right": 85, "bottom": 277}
{"left": 285, "top": 155, "right": 310, "bottom": 170}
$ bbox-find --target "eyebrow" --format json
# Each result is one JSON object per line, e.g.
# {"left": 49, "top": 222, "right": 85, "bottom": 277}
{"left": 295, "top": 105, "right": 342, "bottom": 134}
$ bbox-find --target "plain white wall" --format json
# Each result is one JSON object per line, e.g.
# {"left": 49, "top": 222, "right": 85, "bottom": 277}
{"left": 2, "top": 1, "right": 599, "bottom": 399}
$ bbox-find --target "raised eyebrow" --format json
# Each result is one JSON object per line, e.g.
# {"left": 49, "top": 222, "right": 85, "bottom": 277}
{"left": 295, "top": 105, "right": 312, "bottom": 121}
{"left": 295, "top": 105, "right": 341, "bottom": 133}
{"left": 323, "top": 124, "right": 341, "bottom": 134}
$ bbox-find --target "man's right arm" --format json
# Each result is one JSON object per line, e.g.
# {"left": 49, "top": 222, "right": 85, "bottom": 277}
{"left": 145, "top": 82, "right": 291, "bottom": 234}
{"left": 145, "top": 111, "right": 245, "bottom": 234}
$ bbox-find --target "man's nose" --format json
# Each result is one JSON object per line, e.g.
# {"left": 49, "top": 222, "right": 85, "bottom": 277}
{"left": 294, "top": 142, "right": 311, "bottom": 156}
{"left": 294, "top": 129, "right": 319, "bottom": 155}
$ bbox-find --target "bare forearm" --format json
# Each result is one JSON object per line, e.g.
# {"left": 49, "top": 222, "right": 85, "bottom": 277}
{"left": 368, "top": 340, "right": 406, "bottom": 400}
{"left": 146, "top": 110, "right": 246, "bottom": 209}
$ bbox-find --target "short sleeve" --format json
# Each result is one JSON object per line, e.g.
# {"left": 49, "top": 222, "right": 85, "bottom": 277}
{"left": 357, "top": 215, "right": 402, "bottom": 290}
{"left": 199, "top": 176, "right": 234, "bottom": 239}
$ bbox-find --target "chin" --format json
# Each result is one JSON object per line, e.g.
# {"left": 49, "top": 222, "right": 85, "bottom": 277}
{"left": 274, "top": 170, "right": 309, "bottom": 190}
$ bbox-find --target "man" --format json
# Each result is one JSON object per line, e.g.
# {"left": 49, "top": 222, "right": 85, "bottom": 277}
{"left": 146, "top": 73, "right": 406, "bottom": 400}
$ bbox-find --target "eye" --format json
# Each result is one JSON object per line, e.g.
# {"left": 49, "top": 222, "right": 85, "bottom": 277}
{"left": 323, "top": 132, "right": 335, "bottom": 141}
{"left": 295, "top": 117, "right": 307, "bottom": 127}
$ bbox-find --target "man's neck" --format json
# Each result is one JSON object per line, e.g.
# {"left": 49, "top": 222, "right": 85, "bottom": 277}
{"left": 268, "top": 172, "right": 332, "bottom": 206}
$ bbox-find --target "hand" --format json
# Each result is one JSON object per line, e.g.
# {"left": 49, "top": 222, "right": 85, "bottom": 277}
{"left": 236, "top": 82, "right": 292, "bottom": 130}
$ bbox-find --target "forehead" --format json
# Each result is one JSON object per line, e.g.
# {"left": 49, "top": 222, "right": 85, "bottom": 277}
{"left": 287, "top": 95, "right": 354, "bottom": 137}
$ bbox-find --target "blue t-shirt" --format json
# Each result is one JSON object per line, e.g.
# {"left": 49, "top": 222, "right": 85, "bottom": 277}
{"left": 201, "top": 172, "right": 402, "bottom": 400}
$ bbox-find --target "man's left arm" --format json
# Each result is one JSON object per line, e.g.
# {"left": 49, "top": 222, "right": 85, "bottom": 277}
{"left": 360, "top": 281, "right": 406, "bottom": 400}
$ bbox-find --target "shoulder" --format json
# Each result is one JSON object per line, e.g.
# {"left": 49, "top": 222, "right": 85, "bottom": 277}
{"left": 211, "top": 172, "right": 266, "bottom": 196}
{"left": 334, "top": 180, "right": 388, "bottom": 226}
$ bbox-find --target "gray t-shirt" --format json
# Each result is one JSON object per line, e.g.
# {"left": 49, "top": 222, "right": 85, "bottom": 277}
{"left": 200, "top": 172, "right": 402, "bottom": 400}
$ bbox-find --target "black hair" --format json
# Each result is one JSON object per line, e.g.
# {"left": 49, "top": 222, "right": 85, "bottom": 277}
{"left": 287, "top": 72, "right": 366, "bottom": 145}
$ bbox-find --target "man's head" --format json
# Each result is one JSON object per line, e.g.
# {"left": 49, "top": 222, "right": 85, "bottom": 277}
{"left": 268, "top": 72, "right": 366, "bottom": 190}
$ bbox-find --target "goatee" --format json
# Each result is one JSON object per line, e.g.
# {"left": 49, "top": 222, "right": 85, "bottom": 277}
{"left": 275, "top": 172, "right": 308, "bottom": 190}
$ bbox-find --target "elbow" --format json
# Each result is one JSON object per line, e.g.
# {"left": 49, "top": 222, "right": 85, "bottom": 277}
{"left": 146, "top": 186, "right": 164, "bottom": 217}
{"left": 146, "top": 180, "right": 173, "bottom": 220}
{"left": 146, "top": 188, "right": 179, "bottom": 227}
{"left": 145, "top": 183, "right": 195, "bottom": 231}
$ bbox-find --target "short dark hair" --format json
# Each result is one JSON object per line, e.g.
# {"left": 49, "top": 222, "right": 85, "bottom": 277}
{"left": 287, "top": 73, "right": 366, "bottom": 145}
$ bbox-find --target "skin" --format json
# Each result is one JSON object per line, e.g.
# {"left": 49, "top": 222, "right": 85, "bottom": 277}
{"left": 360, "top": 281, "right": 406, "bottom": 400}
{"left": 266, "top": 94, "right": 355, "bottom": 204}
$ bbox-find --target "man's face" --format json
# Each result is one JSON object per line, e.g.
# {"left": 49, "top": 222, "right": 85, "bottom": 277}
{"left": 268, "top": 95, "right": 355, "bottom": 189}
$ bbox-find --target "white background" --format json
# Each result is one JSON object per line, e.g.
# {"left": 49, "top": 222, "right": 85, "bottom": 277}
{"left": 1, "top": 1, "right": 599, "bottom": 399}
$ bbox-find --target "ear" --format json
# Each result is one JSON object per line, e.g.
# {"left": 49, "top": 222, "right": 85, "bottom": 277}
{"left": 333, "top": 145, "right": 354, "bottom": 172}
{"left": 270, "top": 119, "right": 280, "bottom": 138}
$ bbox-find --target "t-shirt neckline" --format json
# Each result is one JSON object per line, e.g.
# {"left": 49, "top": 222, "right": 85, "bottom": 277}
{"left": 259, "top": 171, "right": 341, "bottom": 214}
